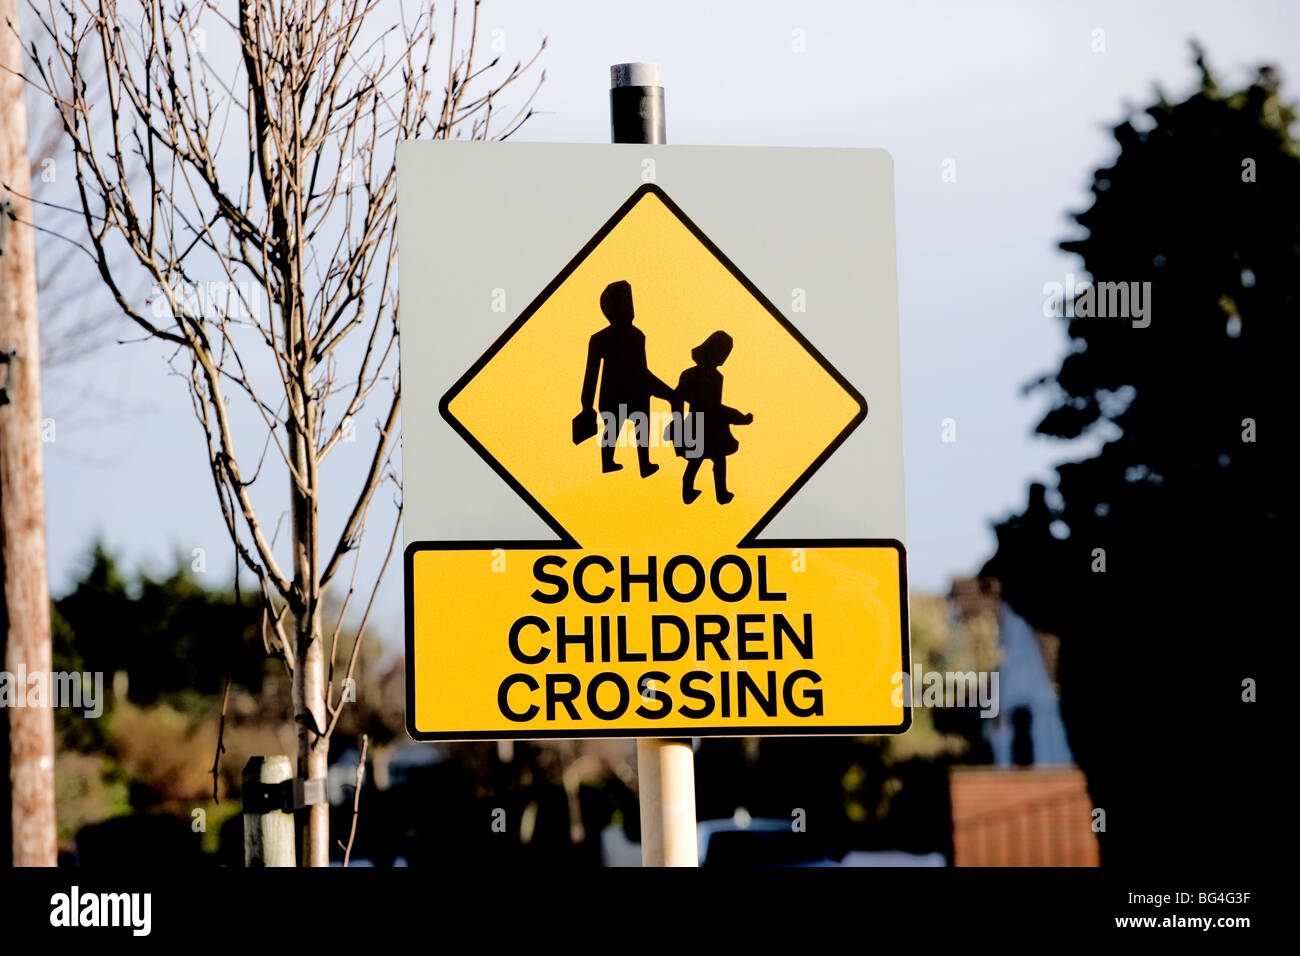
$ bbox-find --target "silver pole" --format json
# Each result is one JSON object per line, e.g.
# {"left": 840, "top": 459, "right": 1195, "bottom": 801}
{"left": 609, "top": 61, "right": 697, "bottom": 867}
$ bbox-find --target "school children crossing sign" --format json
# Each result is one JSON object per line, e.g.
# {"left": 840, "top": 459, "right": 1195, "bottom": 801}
{"left": 397, "top": 143, "right": 908, "bottom": 740}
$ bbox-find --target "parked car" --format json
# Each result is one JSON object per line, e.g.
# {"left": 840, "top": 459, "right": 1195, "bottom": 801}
{"left": 698, "top": 813, "right": 835, "bottom": 867}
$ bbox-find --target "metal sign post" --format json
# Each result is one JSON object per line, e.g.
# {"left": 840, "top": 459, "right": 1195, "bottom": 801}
{"left": 609, "top": 62, "right": 699, "bottom": 868}
{"left": 396, "top": 70, "right": 907, "bottom": 872}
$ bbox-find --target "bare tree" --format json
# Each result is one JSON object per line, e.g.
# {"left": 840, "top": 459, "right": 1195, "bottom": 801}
{"left": 17, "top": 0, "right": 544, "bottom": 865}
{"left": 27, "top": 67, "right": 121, "bottom": 372}
{"left": 25, "top": 66, "right": 152, "bottom": 442}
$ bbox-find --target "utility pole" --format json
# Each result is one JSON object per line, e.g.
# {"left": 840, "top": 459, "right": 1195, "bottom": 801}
{"left": 610, "top": 62, "right": 698, "bottom": 868}
{"left": 0, "top": 0, "right": 58, "bottom": 866}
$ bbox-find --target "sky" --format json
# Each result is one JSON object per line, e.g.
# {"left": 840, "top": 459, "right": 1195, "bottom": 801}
{"left": 33, "top": 0, "right": 1300, "bottom": 649}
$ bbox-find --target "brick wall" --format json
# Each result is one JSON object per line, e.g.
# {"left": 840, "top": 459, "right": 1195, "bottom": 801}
{"left": 950, "top": 767, "right": 1100, "bottom": 866}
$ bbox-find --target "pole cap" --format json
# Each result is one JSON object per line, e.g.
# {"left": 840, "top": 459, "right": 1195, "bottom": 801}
{"left": 611, "top": 62, "right": 661, "bottom": 89}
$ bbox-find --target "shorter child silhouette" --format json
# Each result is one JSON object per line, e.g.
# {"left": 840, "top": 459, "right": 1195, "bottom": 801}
{"left": 669, "top": 330, "right": 753, "bottom": 504}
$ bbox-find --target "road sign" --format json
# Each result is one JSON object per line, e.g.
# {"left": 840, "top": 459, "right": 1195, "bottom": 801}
{"left": 398, "top": 143, "right": 908, "bottom": 740}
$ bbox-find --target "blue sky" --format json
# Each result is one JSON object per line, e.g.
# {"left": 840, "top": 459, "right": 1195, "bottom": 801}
{"left": 35, "top": 0, "right": 1300, "bottom": 648}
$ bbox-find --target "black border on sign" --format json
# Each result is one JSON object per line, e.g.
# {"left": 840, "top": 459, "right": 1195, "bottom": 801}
{"left": 435, "top": 182, "right": 868, "bottom": 547}
{"left": 403, "top": 537, "right": 911, "bottom": 742}
{"left": 409, "top": 182, "right": 906, "bottom": 742}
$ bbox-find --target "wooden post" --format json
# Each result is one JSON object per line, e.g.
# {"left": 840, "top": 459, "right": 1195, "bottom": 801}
{"left": 0, "top": 0, "right": 57, "bottom": 867}
{"left": 610, "top": 62, "right": 699, "bottom": 868}
{"left": 243, "top": 756, "right": 296, "bottom": 867}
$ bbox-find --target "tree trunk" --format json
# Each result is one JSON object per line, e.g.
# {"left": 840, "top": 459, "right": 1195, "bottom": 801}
{"left": 288, "top": 353, "right": 328, "bottom": 866}
{"left": 0, "top": 0, "right": 57, "bottom": 867}
{"left": 293, "top": 607, "right": 328, "bottom": 866}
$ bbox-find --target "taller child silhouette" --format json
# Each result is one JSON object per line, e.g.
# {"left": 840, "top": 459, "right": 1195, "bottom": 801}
{"left": 579, "top": 280, "right": 674, "bottom": 477}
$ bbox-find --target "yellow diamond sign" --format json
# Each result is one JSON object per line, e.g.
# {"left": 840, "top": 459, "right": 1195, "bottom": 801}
{"left": 405, "top": 183, "right": 909, "bottom": 740}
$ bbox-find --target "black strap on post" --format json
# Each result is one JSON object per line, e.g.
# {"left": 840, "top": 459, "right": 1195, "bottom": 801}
{"left": 243, "top": 777, "right": 327, "bottom": 813}
{"left": 0, "top": 348, "right": 15, "bottom": 406}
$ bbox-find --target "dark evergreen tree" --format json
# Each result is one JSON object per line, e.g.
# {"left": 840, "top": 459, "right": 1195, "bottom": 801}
{"left": 984, "top": 48, "right": 1290, "bottom": 866}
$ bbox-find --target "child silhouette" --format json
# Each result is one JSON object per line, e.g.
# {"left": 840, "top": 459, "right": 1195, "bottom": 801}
{"left": 578, "top": 280, "right": 674, "bottom": 477}
{"left": 669, "top": 330, "right": 753, "bottom": 504}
